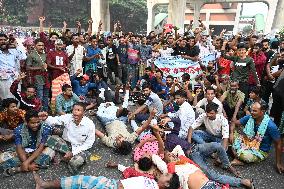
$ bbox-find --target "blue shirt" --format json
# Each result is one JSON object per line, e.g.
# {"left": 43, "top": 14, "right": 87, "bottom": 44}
{"left": 14, "top": 123, "right": 52, "bottom": 149}
{"left": 56, "top": 93, "right": 80, "bottom": 114}
{"left": 240, "top": 115, "right": 280, "bottom": 152}
{"left": 85, "top": 46, "right": 102, "bottom": 69}
{"left": 150, "top": 77, "right": 166, "bottom": 99}
{"left": 71, "top": 75, "right": 96, "bottom": 96}
{"left": 117, "top": 44, "right": 128, "bottom": 64}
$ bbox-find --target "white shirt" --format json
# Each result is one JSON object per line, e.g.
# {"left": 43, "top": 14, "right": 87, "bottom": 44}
{"left": 191, "top": 113, "right": 229, "bottom": 139}
{"left": 168, "top": 101, "right": 195, "bottom": 139}
{"left": 66, "top": 45, "right": 85, "bottom": 75}
{"left": 121, "top": 176, "right": 159, "bottom": 189}
{"left": 159, "top": 48, "right": 174, "bottom": 57}
{"left": 152, "top": 145, "right": 200, "bottom": 189}
{"left": 97, "top": 102, "right": 119, "bottom": 123}
{"left": 45, "top": 114, "right": 96, "bottom": 155}
{"left": 196, "top": 97, "right": 223, "bottom": 115}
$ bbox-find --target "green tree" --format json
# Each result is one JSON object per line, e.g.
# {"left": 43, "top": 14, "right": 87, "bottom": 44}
{"left": 0, "top": 0, "right": 28, "bottom": 25}
{"left": 109, "top": 0, "right": 147, "bottom": 33}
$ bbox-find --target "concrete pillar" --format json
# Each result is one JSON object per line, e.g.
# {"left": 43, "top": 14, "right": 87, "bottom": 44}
{"left": 272, "top": 0, "right": 284, "bottom": 31}
{"left": 264, "top": 0, "right": 278, "bottom": 34}
{"left": 233, "top": 3, "right": 242, "bottom": 34}
{"left": 168, "top": 0, "right": 187, "bottom": 29}
{"left": 191, "top": 0, "right": 203, "bottom": 28}
{"left": 147, "top": 1, "right": 155, "bottom": 34}
{"left": 91, "top": 0, "right": 110, "bottom": 32}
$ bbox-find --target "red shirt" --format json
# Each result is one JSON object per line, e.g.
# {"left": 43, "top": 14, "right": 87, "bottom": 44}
{"left": 218, "top": 57, "right": 231, "bottom": 76}
{"left": 47, "top": 51, "right": 69, "bottom": 80}
{"left": 39, "top": 32, "right": 55, "bottom": 53}
{"left": 248, "top": 51, "right": 267, "bottom": 85}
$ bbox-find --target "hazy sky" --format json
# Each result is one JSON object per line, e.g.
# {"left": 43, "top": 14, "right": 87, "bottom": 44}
{"left": 242, "top": 2, "right": 268, "bottom": 19}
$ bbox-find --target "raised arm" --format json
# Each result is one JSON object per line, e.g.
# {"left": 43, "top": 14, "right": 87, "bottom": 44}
{"left": 135, "top": 109, "right": 157, "bottom": 136}
{"left": 87, "top": 18, "right": 93, "bottom": 36}
{"left": 39, "top": 16, "right": 45, "bottom": 33}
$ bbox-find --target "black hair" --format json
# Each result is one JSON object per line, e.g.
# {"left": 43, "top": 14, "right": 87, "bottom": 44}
{"left": 116, "top": 141, "right": 132, "bottom": 155}
{"left": 261, "top": 39, "right": 270, "bottom": 44}
{"left": 0, "top": 33, "right": 8, "bottom": 38}
{"left": 166, "top": 173, "right": 180, "bottom": 189}
{"left": 49, "top": 32, "right": 59, "bottom": 39}
{"left": 254, "top": 43, "right": 263, "bottom": 49}
{"left": 34, "top": 38, "right": 44, "bottom": 45}
{"left": 2, "top": 98, "right": 18, "bottom": 108}
{"left": 250, "top": 86, "right": 261, "bottom": 96}
{"left": 142, "top": 82, "right": 152, "bottom": 90}
{"left": 237, "top": 42, "right": 248, "bottom": 50}
{"left": 205, "top": 86, "right": 215, "bottom": 93}
{"left": 188, "top": 45, "right": 200, "bottom": 57}
{"left": 26, "top": 84, "right": 36, "bottom": 90}
{"left": 271, "top": 41, "right": 280, "bottom": 50}
{"left": 166, "top": 75, "right": 174, "bottom": 80}
{"left": 71, "top": 33, "right": 79, "bottom": 40}
{"left": 254, "top": 101, "right": 269, "bottom": 112}
{"left": 251, "top": 35, "right": 258, "bottom": 39}
{"left": 145, "top": 67, "right": 152, "bottom": 71}
{"left": 205, "top": 102, "right": 219, "bottom": 113}
{"left": 174, "top": 90, "right": 187, "bottom": 98}
{"left": 73, "top": 102, "right": 86, "bottom": 111}
{"left": 156, "top": 69, "right": 163, "bottom": 77}
{"left": 65, "top": 29, "right": 71, "bottom": 34}
{"left": 182, "top": 73, "right": 191, "bottom": 81}
{"left": 25, "top": 110, "right": 39, "bottom": 122}
{"left": 62, "top": 84, "right": 72, "bottom": 92}
{"left": 138, "top": 157, "right": 153, "bottom": 171}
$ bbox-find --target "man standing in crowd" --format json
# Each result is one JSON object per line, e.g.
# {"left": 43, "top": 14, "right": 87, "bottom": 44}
{"left": 26, "top": 38, "right": 49, "bottom": 111}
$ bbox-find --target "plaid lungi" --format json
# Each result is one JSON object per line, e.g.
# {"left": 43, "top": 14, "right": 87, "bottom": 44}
{"left": 45, "top": 135, "right": 91, "bottom": 174}
{"left": 61, "top": 175, "right": 118, "bottom": 189}
{"left": 0, "top": 147, "right": 55, "bottom": 169}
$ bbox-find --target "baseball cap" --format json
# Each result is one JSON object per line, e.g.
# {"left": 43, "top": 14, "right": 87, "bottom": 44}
{"left": 82, "top": 74, "right": 90, "bottom": 81}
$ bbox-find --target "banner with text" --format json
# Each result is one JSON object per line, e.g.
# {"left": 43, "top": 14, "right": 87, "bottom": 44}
{"left": 154, "top": 53, "right": 216, "bottom": 79}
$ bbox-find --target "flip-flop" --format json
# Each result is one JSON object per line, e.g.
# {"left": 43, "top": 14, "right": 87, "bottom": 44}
{"left": 250, "top": 179, "right": 256, "bottom": 189}
{"left": 3, "top": 167, "right": 19, "bottom": 177}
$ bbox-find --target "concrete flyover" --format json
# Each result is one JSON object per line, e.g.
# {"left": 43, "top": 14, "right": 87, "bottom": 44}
{"left": 147, "top": 0, "right": 283, "bottom": 34}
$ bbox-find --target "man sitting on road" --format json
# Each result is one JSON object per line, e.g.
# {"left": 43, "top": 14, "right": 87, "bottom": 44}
{"left": 188, "top": 102, "right": 230, "bottom": 150}
{"left": 230, "top": 101, "right": 284, "bottom": 174}
{"left": 41, "top": 102, "right": 96, "bottom": 174}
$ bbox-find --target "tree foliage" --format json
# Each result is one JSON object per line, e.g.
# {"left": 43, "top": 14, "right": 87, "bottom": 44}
{"left": 0, "top": 0, "right": 147, "bottom": 33}
{"left": 109, "top": 0, "right": 147, "bottom": 33}
{"left": 0, "top": 0, "right": 28, "bottom": 25}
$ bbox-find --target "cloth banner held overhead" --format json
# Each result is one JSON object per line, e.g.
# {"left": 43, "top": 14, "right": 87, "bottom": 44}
{"left": 154, "top": 53, "right": 216, "bottom": 79}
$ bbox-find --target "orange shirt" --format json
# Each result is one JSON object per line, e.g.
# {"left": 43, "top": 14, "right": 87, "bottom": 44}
{"left": 0, "top": 109, "right": 26, "bottom": 129}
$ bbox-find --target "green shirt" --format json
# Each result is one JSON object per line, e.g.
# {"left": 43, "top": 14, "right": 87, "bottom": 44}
{"left": 223, "top": 90, "right": 245, "bottom": 108}
{"left": 224, "top": 55, "right": 259, "bottom": 83}
{"left": 26, "top": 50, "right": 46, "bottom": 85}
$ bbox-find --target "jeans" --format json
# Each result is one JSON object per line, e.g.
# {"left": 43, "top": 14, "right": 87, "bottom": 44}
{"left": 190, "top": 142, "right": 242, "bottom": 187}
{"left": 128, "top": 64, "right": 138, "bottom": 88}
{"left": 192, "top": 130, "right": 222, "bottom": 144}
{"left": 118, "top": 63, "right": 128, "bottom": 84}
{"left": 36, "top": 84, "right": 49, "bottom": 111}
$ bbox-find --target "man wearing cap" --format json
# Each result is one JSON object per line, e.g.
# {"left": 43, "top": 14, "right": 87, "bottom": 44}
{"left": 47, "top": 39, "right": 71, "bottom": 107}
{"left": 70, "top": 69, "right": 96, "bottom": 110}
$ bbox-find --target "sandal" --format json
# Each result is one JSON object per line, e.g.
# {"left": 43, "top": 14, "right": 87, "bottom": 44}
{"left": 3, "top": 167, "right": 20, "bottom": 177}
{"left": 250, "top": 179, "right": 256, "bottom": 189}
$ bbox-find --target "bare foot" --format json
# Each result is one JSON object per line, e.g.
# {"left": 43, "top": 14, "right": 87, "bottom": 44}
{"left": 231, "top": 158, "right": 244, "bottom": 166}
{"left": 33, "top": 171, "right": 44, "bottom": 189}
{"left": 227, "top": 165, "right": 241, "bottom": 178}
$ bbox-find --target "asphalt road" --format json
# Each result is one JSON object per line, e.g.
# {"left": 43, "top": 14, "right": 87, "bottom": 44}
{"left": 1, "top": 118, "right": 284, "bottom": 189}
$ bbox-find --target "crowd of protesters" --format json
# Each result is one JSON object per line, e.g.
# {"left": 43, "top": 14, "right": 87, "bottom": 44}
{"left": 0, "top": 16, "right": 284, "bottom": 189}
